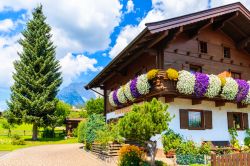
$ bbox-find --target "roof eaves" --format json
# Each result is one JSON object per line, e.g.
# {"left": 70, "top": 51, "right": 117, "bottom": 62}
{"left": 85, "top": 28, "right": 148, "bottom": 90}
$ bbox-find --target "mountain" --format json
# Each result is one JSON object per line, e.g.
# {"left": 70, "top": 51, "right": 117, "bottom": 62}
{"left": 57, "top": 82, "right": 95, "bottom": 107}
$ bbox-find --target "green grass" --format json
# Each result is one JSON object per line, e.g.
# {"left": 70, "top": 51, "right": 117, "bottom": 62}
{"left": 0, "top": 136, "right": 78, "bottom": 151}
{"left": 0, "top": 118, "right": 78, "bottom": 151}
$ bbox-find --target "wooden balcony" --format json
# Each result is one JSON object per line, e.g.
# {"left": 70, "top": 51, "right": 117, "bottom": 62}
{"left": 112, "top": 69, "right": 248, "bottom": 111}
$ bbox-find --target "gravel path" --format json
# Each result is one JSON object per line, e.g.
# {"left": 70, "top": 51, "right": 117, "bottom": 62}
{"left": 0, "top": 144, "right": 117, "bottom": 166}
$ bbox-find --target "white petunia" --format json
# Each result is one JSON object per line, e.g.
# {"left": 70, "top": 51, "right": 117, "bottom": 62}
{"left": 221, "top": 77, "right": 238, "bottom": 100}
{"left": 124, "top": 81, "right": 135, "bottom": 101}
{"left": 136, "top": 74, "right": 150, "bottom": 95}
{"left": 117, "top": 86, "right": 128, "bottom": 104}
{"left": 177, "top": 70, "right": 195, "bottom": 95}
{"left": 205, "top": 75, "right": 221, "bottom": 98}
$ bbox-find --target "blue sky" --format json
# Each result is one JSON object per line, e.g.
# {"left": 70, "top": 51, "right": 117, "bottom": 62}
{"left": 0, "top": 0, "right": 249, "bottom": 111}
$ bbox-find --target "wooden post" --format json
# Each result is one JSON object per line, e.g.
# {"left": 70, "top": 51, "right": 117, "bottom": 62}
{"left": 211, "top": 154, "right": 216, "bottom": 166}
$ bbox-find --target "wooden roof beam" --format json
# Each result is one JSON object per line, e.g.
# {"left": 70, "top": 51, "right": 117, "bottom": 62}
{"left": 157, "top": 26, "right": 183, "bottom": 49}
{"left": 227, "top": 21, "right": 248, "bottom": 37}
{"left": 212, "top": 12, "right": 239, "bottom": 31}
{"left": 147, "top": 30, "right": 169, "bottom": 48}
{"left": 237, "top": 37, "right": 250, "bottom": 49}
{"left": 189, "top": 18, "right": 214, "bottom": 38}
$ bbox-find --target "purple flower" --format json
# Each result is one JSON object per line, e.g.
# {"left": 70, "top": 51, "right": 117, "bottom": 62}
{"left": 113, "top": 89, "right": 121, "bottom": 106}
{"left": 130, "top": 77, "right": 140, "bottom": 98}
{"left": 236, "top": 79, "right": 249, "bottom": 102}
{"left": 194, "top": 73, "right": 209, "bottom": 97}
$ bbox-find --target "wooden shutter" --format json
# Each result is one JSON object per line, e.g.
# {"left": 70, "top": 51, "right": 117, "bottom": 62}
{"left": 204, "top": 111, "right": 212, "bottom": 129}
{"left": 243, "top": 113, "right": 249, "bottom": 129}
{"left": 179, "top": 109, "right": 188, "bottom": 129}
{"left": 227, "top": 112, "right": 234, "bottom": 129}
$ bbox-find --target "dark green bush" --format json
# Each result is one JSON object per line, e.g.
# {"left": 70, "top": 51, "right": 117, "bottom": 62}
{"left": 11, "top": 134, "right": 25, "bottom": 145}
{"left": 42, "top": 128, "right": 55, "bottom": 138}
{"left": 176, "top": 154, "right": 205, "bottom": 165}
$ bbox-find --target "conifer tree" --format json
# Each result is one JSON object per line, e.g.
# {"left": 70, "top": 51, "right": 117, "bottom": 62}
{"left": 5, "top": 5, "right": 62, "bottom": 140}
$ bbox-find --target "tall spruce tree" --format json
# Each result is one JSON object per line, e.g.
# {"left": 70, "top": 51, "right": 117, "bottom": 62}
{"left": 6, "top": 5, "right": 62, "bottom": 140}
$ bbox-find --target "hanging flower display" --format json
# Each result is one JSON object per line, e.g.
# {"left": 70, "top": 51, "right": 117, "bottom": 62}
{"left": 124, "top": 81, "right": 135, "bottom": 102}
{"left": 166, "top": 68, "right": 179, "bottom": 80}
{"left": 235, "top": 79, "right": 249, "bottom": 102}
{"left": 221, "top": 77, "right": 238, "bottom": 100}
{"left": 177, "top": 70, "right": 195, "bottom": 95}
{"left": 117, "top": 86, "right": 128, "bottom": 104}
{"left": 242, "top": 81, "right": 250, "bottom": 105}
{"left": 136, "top": 74, "right": 150, "bottom": 95}
{"left": 108, "top": 68, "right": 250, "bottom": 107}
{"left": 205, "top": 75, "right": 221, "bottom": 98}
{"left": 113, "top": 89, "right": 121, "bottom": 106}
{"left": 194, "top": 73, "right": 209, "bottom": 97}
{"left": 147, "top": 69, "right": 159, "bottom": 80}
{"left": 130, "top": 77, "right": 141, "bottom": 98}
{"left": 108, "top": 91, "right": 117, "bottom": 107}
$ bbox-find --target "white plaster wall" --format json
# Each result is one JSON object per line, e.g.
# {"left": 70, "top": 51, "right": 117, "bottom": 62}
{"left": 106, "top": 98, "right": 250, "bottom": 148}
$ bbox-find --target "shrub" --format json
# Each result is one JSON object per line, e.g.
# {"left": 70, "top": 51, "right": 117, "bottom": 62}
{"left": 95, "top": 123, "right": 123, "bottom": 146}
{"left": 85, "top": 114, "right": 105, "bottom": 148}
{"left": 11, "top": 134, "right": 25, "bottom": 145}
{"left": 42, "top": 128, "right": 55, "bottom": 138}
{"left": 166, "top": 68, "right": 178, "bottom": 80}
{"left": 176, "top": 140, "right": 199, "bottom": 155}
{"left": 162, "top": 129, "right": 182, "bottom": 153}
{"left": 147, "top": 69, "right": 159, "bottom": 80}
{"left": 244, "top": 129, "right": 250, "bottom": 146}
{"left": 118, "top": 145, "right": 144, "bottom": 166}
{"left": 199, "top": 142, "right": 212, "bottom": 155}
{"left": 78, "top": 121, "right": 86, "bottom": 143}
{"left": 229, "top": 128, "right": 240, "bottom": 149}
{"left": 72, "top": 127, "right": 78, "bottom": 137}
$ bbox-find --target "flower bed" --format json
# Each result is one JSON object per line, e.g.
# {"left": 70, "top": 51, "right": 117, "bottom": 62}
{"left": 108, "top": 68, "right": 250, "bottom": 107}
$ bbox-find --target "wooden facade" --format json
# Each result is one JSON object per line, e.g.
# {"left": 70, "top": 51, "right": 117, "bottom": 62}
{"left": 85, "top": 3, "right": 250, "bottom": 115}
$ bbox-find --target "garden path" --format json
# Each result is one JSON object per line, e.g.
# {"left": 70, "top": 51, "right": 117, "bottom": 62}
{"left": 0, "top": 143, "right": 116, "bottom": 166}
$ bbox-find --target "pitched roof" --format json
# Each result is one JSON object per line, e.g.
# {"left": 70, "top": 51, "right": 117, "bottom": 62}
{"left": 85, "top": 2, "right": 250, "bottom": 90}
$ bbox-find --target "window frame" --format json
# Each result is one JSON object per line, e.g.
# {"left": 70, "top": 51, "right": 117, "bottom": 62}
{"left": 223, "top": 47, "right": 231, "bottom": 59}
{"left": 231, "top": 71, "right": 241, "bottom": 79}
{"left": 199, "top": 41, "right": 208, "bottom": 54}
{"left": 190, "top": 64, "right": 202, "bottom": 73}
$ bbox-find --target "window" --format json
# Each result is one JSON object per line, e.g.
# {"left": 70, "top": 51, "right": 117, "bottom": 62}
{"left": 199, "top": 41, "right": 208, "bottom": 53}
{"left": 233, "top": 113, "right": 242, "bottom": 129}
{"left": 180, "top": 109, "right": 212, "bottom": 130}
{"left": 231, "top": 72, "right": 241, "bottom": 79}
{"left": 224, "top": 47, "right": 231, "bottom": 58}
{"left": 227, "top": 112, "right": 248, "bottom": 130}
{"left": 190, "top": 64, "right": 202, "bottom": 73}
{"left": 188, "top": 111, "right": 203, "bottom": 129}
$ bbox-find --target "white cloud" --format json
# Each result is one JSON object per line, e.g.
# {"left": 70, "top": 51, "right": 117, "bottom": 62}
{"left": 0, "top": 34, "right": 21, "bottom": 88}
{"left": 0, "top": 19, "right": 15, "bottom": 32}
{"left": 126, "top": 0, "right": 134, "bottom": 13}
{"left": 59, "top": 53, "right": 101, "bottom": 87}
{"left": 109, "top": 0, "right": 250, "bottom": 59}
{"left": 0, "top": 0, "right": 122, "bottom": 57}
{"left": 0, "top": 0, "right": 122, "bottom": 87}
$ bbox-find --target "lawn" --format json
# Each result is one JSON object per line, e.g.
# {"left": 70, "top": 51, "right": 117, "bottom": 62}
{"left": 0, "top": 118, "right": 78, "bottom": 151}
{"left": 0, "top": 136, "right": 78, "bottom": 151}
